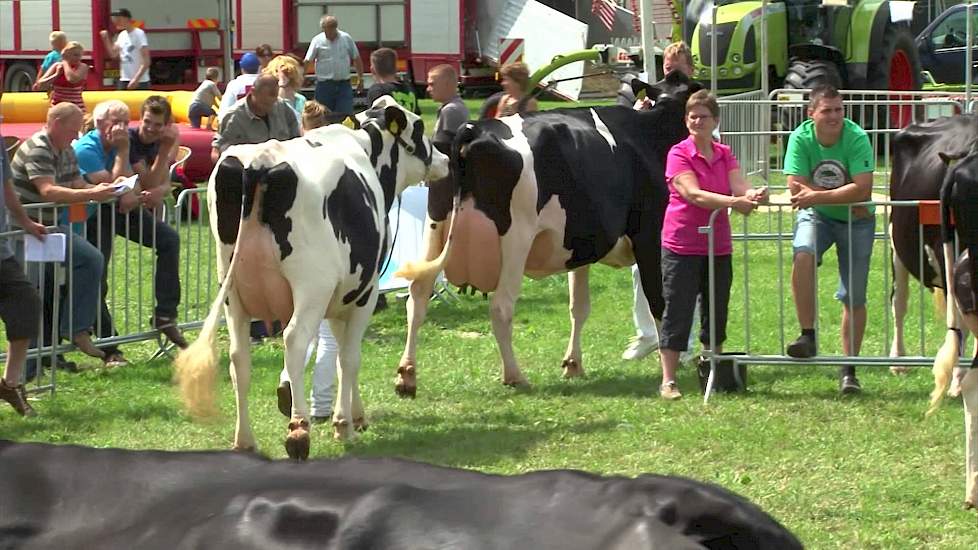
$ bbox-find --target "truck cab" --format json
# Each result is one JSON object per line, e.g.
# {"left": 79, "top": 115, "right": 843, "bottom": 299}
{"left": 916, "top": 3, "right": 978, "bottom": 85}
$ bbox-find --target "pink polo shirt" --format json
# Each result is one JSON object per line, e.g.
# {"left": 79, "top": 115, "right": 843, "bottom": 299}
{"left": 663, "top": 136, "right": 739, "bottom": 256}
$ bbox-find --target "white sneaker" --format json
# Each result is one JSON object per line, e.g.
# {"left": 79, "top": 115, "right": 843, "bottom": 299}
{"left": 622, "top": 336, "right": 659, "bottom": 360}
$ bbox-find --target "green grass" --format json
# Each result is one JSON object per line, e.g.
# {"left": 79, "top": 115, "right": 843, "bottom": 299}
{"left": 2, "top": 98, "right": 977, "bottom": 547}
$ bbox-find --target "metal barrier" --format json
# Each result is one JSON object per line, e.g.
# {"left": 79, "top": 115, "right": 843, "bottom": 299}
{"left": 0, "top": 188, "right": 215, "bottom": 395}
{"left": 699, "top": 199, "right": 965, "bottom": 403}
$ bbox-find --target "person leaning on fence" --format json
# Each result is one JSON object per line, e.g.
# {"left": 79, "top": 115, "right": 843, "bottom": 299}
{"left": 1, "top": 137, "right": 46, "bottom": 417}
{"left": 784, "top": 83, "right": 875, "bottom": 395}
{"left": 188, "top": 67, "right": 222, "bottom": 130}
{"left": 656, "top": 90, "right": 768, "bottom": 401}
{"left": 9, "top": 103, "right": 117, "bottom": 360}
{"left": 304, "top": 15, "right": 363, "bottom": 116}
{"left": 77, "top": 97, "right": 187, "bottom": 365}
{"left": 479, "top": 62, "right": 538, "bottom": 119}
{"left": 33, "top": 41, "right": 88, "bottom": 112}
{"left": 624, "top": 40, "right": 701, "bottom": 363}
{"left": 366, "top": 48, "right": 420, "bottom": 114}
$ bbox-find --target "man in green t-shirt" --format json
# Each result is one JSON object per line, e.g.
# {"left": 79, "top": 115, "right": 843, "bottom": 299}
{"left": 783, "top": 84, "right": 875, "bottom": 395}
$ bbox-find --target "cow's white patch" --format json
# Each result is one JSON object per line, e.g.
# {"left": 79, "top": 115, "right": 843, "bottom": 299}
{"left": 590, "top": 109, "right": 616, "bottom": 150}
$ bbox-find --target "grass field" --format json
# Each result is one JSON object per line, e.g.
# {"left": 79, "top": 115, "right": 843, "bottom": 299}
{"left": 2, "top": 99, "right": 977, "bottom": 547}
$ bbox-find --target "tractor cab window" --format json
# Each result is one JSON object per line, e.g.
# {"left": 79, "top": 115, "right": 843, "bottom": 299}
{"left": 930, "top": 9, "right": 978, "bottom": 49}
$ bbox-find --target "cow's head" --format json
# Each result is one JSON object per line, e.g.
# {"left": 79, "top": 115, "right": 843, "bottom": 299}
{"left": 630, "top": 71, "right": 704, "bottom": 149}
{"left": 356, "top": 96, "right": 449, "bottom": 208}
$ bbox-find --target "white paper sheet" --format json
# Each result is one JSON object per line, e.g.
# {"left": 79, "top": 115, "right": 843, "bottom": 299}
{"left": 24, "top": 233, "right": 66, "bottom": 263}
{"left": 113, "top": 174, "right": 139, "bottom": 196}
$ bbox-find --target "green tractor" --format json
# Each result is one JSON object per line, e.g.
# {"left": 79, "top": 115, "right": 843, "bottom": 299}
{"left": 686, "top": 0, "right": 923, "bottom": 124}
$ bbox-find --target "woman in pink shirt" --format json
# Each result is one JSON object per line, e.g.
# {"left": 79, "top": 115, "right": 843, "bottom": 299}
{"left": 656, "top": 90, "right": 767, "bottom": 400}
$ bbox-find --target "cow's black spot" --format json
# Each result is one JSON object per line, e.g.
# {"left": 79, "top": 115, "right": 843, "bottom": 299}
{"left": 243, "top": 162, "right": 298, "bottom": 261}
{"left": 426, "top": 176, "right": 455, "bottom": 222}
{"left": 214, "top": 156, "right": 245, "bottom": 245}
{"left": 327, "top": 168, "right": 382, "bottom": 306}
{"left": 305, "top": 138, "right": 324, "bottom": 148}
{"left": 454, "top": 124, "right": 522, "bottom": 235}
{"left": 364, "top": 123, "right": 397, "bottom": 212}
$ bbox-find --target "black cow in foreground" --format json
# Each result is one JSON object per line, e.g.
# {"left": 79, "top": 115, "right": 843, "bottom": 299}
{"left": 0, "top": 440, "right": 803, "bottom": 549}
{"left": 394, "top": 72, "right": 702, "bottom": 393}
{"left": 888, "top": 115, "right": 978, "bottom": 369}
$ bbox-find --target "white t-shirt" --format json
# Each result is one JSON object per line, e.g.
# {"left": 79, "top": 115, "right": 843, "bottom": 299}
{"left": 115, "top": 28, "right": 150, "bottom": 83}
{"left": 191, "top": 79, "right": 221, "bottom": 107}
{"left": 220, "top": 73, "right": 259, "bottom": 116}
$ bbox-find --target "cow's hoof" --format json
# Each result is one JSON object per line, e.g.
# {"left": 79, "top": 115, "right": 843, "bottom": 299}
{"left": 561, "top": 358, "right": 584, "bottom": 379}
{"left": 963, "top": 499, "right": 976, "bottom": 511}
{"left": 333, "top": 418, "right": 355, "bottom": 441}
{"left": 284, "top": 419, "right": 310, "bottom": 460}
{"left": 353, "top": 416, "right": 369, "bottom": 432}
{"left": 232, "top": 444, "right": 257, "bottom": 454}
{"left": 395, "top": 364, "right": 417, "bottom": 398}
{"left": 502, "top": 375, "right": 530, "bottom": 388}
{"left": 889, "top": 366, "right": 910, "bottom": 375}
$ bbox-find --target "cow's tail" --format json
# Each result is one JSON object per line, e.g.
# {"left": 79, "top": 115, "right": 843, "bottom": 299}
{"left": 173, "top": 212, "right": 245, "bottom": 419}
{"left": 394, "top": 123, "right": 474, "bottom": 282}
{"left": 928, "top": 183, "right": 961, "bottom": 417}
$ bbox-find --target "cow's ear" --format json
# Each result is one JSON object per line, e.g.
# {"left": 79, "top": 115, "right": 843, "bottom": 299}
{"left": 384, "top": 106, "right": 408, "bottom": 136}
{"left": 342, "top": 116, "right": 360, "bottom": 130}
{"left": 939, "top": 151, "right": 968, "bottom": 165}
{"left": 631, "top": 79, "right": 661, "bottom": 103}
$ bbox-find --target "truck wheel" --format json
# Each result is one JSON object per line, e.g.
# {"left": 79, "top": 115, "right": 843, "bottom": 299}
{"left": 867, "top": 24, "right": 922, "bottom": 129}
{"left": 779, "top": 59, "right": 843, "bottom": 131}
{"left": 3, "top": 63, "right": 37, "bottom": 92}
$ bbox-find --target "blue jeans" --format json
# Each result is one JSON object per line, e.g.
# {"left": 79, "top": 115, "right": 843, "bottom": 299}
{"left": 22, "top": 228, "right": 104, "bottom": 339}
{"left": 792, "top": 208, "right": 874, "bottom": 308}
{"left": 117, "top": 80, "right": 150, "bottom": 90}
{"left": 315, "top": 79, "right": 353, "bottom": 115}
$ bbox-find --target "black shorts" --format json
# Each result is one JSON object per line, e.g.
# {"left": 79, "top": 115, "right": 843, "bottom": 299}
{"left": 0, "top": 256, "right": 41, "bottom": 340}
{"left": 659, "top": 250, "right": 732, "bottom": 351}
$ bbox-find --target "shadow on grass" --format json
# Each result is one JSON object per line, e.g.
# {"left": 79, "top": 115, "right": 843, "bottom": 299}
{"left": 345, "top": 410, "right": 618, "bottom": 469}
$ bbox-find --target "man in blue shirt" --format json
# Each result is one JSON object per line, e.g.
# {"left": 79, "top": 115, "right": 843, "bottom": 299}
{"left": 304, "top": 15, "right": 363, "bottom": 115}
{"left": 75, "top": 98, "right": 186, "bottom": 366}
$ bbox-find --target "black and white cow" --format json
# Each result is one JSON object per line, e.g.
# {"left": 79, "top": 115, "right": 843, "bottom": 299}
{"left": 888, "top": 115, "right": 978, "bottom": 369}
{"left": 927, "top": 146, "right": 978, "bottom": 511}
{"left": 0, "top": 439, "right": 804, "bottom": 549}
{"left": 173, "top": 97, "right": 448, "bottom": 458}
{"left": 395, "top": 72, "right": 701, "bottom": 391}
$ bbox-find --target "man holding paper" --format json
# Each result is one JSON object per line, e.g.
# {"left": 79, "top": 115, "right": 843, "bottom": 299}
{"left": 75, "top": 99, "right": 187, "bottom": 365}
{"left": 8, "top": 102, "right": 117, "bottom": 361}
{"left": 1, "top": 136, "right": 46, "bottom": 416}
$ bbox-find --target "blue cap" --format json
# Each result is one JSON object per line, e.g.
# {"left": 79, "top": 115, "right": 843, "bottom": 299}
{"left": 239, "top": 52, "right": 260, "bottom": 73}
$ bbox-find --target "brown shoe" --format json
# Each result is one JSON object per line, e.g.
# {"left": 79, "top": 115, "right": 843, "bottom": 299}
{"left": 72, "top": 332, "right": 105, "bottom": 359}
{"left": 152, "top": 315, "right": 188, "bottom": 349}
{"left": 659, "top": 381, "right": 683, "bottom": 401}
{"left": 0, "top": 379, "right": 36, "bottom": 417}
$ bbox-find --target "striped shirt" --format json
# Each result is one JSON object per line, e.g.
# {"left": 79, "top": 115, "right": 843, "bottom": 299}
{"left": 50, "top": 69, "right": 86, "bottom": 111}
{"left": 9, "top": 130, "right": 82, "bottom": 224}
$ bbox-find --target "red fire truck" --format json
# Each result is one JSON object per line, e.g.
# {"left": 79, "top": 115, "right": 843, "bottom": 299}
{"left": 1, "top": 1, "right": 582, "bottom": 95}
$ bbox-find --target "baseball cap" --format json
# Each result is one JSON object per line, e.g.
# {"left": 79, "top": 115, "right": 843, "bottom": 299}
{"left": 239, "top": 52, "right": 260, "bottom": 73}
{"left": 110, "top": 8, "right": 132, "bottom": 18}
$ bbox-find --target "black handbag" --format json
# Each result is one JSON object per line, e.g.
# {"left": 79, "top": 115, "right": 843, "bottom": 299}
{"left": 697, "top": 353, "right": 748, "bottom": 393}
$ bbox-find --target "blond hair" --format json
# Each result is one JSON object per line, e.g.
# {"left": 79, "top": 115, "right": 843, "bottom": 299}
{"left": 263, "top": 55, "right": 303, "bottom": 90}
{"left": 49, "top": 31, "right": 67, "bottom": 45}
{"left": 663, "top": 41, "right": 693, "bottom": 69}
{"left": 302, "top": 100, "right": 329, "bottom": 131}
{"left": 61, "top": 41, "right": 84, "bottom": 56}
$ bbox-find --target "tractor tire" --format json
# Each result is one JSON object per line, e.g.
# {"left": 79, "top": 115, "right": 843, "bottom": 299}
{"left": 779, "top": 58, "right": 843, "bottom": 132}
{"left": 3, "top": 63, "right": 37, "bottom": 92}
{"left": 866, "top": 24, "right": 922, "bottom": 131}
